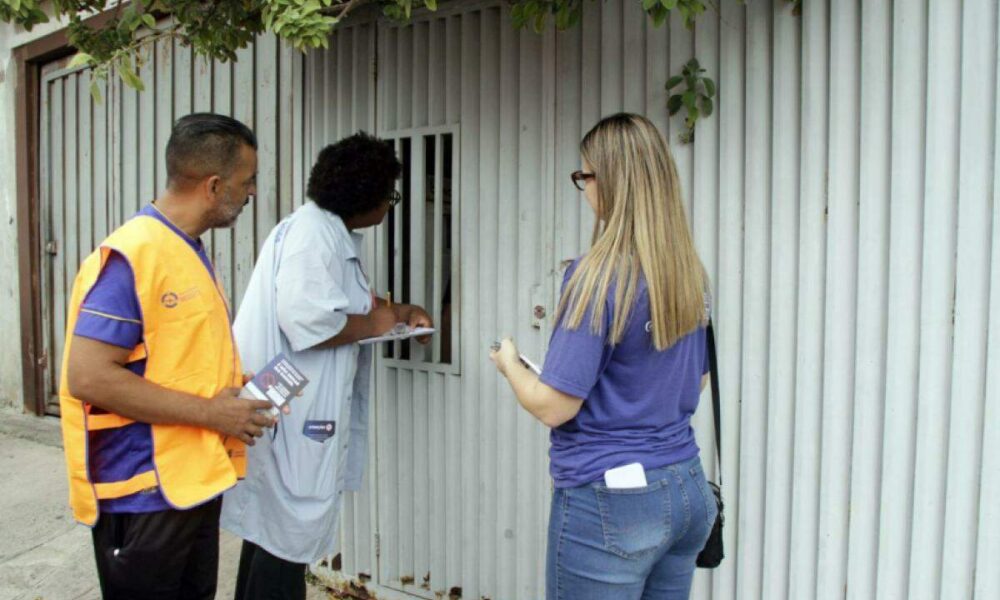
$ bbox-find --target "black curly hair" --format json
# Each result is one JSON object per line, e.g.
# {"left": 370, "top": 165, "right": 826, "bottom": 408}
{"left": 306, "top": 132, "right": 402, "bottom": 219}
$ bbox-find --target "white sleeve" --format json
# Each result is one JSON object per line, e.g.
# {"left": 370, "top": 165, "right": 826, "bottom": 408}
{"left": 275, "top": 247, "right": 350, "bottom": 352}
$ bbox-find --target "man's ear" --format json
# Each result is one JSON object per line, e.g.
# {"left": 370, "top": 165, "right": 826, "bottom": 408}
{"left": 205, "top": 175, "right": 222, "bottom": 198}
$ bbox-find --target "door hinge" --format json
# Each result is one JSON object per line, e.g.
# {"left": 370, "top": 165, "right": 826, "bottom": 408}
{"left": 37, "top": 351, "right": 48, "bottom": 370}
{"left": 374, "top": 533, "right": 380, "bottom": 558}
{"left": 45, "top": 240, "right": 58, "bottom": 256}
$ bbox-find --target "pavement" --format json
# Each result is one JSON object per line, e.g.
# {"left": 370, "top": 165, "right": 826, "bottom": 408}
{"left": 0, "top": 407, "right": 330, "bottom": 600}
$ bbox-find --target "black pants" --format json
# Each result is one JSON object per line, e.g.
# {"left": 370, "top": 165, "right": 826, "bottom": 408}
{"left": 235, "top": 540, "right": 307, "bottom": 600}
{"left": 91, "top": 498, "right": 221, "bottom": 600}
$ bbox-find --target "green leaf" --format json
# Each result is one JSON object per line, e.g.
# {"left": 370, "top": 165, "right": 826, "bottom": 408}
{"left": 642, "top": 0, "right": 659, "bottom": 10}
{"left": 425, "top": 0, "right": 437, "bottom": 10}
{"left": 650, "top": 5, "right": 668, "bottom": 27}
{"left": 141, "top": 14, "right": 156, "bottom": 29}
{"left": 667, "top": 94, "right": 683, "bottom": 115}
{"left": 663, "top": 0, "right": 678, "bottom": 9}
{"left": 89, "top": 78, "right": 103, "bottom": 104}
{"left": 665, "top": 75, "right": 684, "bottom": 90}
{"left": 118, "top": 56, "right": 146, "bottom": 91}
{"left": 68, "top": 52, "right": 92, "bottom": 69}
{"left": 703, "top": 77, "right": 716, "bottom": 97}
{"left": 533, "top": 11, "right": 546, "bottom": 33}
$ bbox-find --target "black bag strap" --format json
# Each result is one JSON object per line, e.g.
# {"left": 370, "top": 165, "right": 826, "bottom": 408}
{"left": 707, "top": 319, "right": 722, "bottom": 485}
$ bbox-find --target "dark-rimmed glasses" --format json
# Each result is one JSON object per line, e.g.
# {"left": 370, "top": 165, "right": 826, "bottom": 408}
{"left": 571, "top": 170, "right": 595, "bottom": 191}
{"left": 387, "top": 190, "right": 402, "bottom": 207}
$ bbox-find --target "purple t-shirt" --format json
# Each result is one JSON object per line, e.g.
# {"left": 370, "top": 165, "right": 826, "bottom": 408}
{"left": 540, "top": 261, "right": 709, "bottom": 488}
{"left": 74, "top": 204, "right": 214, "bottom": 513}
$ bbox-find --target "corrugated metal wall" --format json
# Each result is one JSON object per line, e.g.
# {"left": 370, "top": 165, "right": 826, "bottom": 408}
{"left": 36, "top": 0, "right": 1000, "bottom": 598}
{"left": 548, "top": 0, "right": 998, "bottom": 599}
{"left": 38, "top": 33, "right": 304, "bottom": 411}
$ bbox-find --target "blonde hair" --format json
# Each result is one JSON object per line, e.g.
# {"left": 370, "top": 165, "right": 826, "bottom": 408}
{"left": 557, "top": 113, "right": 706, "bottom": 350}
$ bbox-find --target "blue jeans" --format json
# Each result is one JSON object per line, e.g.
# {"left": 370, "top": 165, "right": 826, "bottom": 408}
{"left": 546, "top": 456, "right": 717, "bottom": 600}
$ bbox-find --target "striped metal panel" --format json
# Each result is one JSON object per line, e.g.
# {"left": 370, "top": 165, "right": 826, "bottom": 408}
{"left": 38, "top": 35, "right": 304, "bottom": 412}
{"left": 313, "top": 1, "right": 1000, "bottom": 599}
{"left": 549, "top": 1, "right": 999, "bottom": 599}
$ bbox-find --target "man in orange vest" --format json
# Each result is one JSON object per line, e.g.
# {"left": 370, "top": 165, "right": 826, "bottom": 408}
{"left": 60, "top": 113, "right": 274, "bottom": 599}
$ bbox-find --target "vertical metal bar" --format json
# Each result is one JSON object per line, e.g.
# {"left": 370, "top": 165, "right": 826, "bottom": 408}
{"left": 138, "top": 47, "right": 156, "bottom": 206}
{"left": 233, "top": 43, "right": 256, "bottom": 309}
{"left": 93, "top": 76, "right": 108, "bottom": 243}
{"left": 412, "top": 21, "right": 429, "bottom": 129}
{"left": 622, "top": 0, "right": 644, "bottom": 114}
{"left": 788, "top": 0, "right": 829, "bottom": 598}
{"left": 396, "top": 26, "right": 413, "bottom": 131}
{"left": 428, "top": 19, "right": 445, "bottom": 127}
{"left": 759, "top": 6, "right": 800, "bottom": 600}
{"left": 255, "top": 34, "right": 279, "bottom": 268}
{"left": 393, "top": 138, "right": 404, "bottom": 359}
{"left": 193, "top": 48, "right": 214, "bottom": 257}
{"left": 909, "top": 2, "right": 961, "bottom": 597}
{"left": 477, "top": 8, "right": 501, "bottom": 597}
{"left": 154, "top": 37, "right": 173, "bottom": 198}
{"left": 940, "top": 1, "right": 997, "bottom": 596}
{"left": 409, "top": 135, "right": 426, "bottom": 363}
{"left": 459, "top": 9, "right": 481, "bottom": 596}
{"left": 51, "top": 80, "right": 66, "bottom": 403}
{"left": 600, "top": 0, "right": 623, "bottom": 114}
{"left": 875, "top": 1, "right": 926, "bottom": 597}
{"left": 78, "top": 71, "right": 94, "bottom": 255}
{"left": 377, "top": 366, "right": 399, "bottom": 584}
{"left": 845, "top": 2, "right": 891, "bottom": 598}
{"left": 432, "top": 135, "right": 444, "bottom": 363}
{"left": 65, "top": 75, "right": 79, "bottom": 281}
{"left": 459, "top": 10, "right": 481, "bottom": 596}
{"left": 213, "top": 60, "right": 235, "bottom": 305}
{"left": 736, "top": 2, "right": 772, "bottom": 598}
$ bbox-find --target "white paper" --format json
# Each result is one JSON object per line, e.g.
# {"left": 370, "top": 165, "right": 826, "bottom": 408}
{"left": 604, "top": 462, "right": 648, "bottom": 489}
{"left": 358, "top": 326, "right": 436, "bottom": 345}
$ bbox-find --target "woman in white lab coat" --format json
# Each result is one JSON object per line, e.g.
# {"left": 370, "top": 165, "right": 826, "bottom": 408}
{"left": 222, "top": 133, "right": 432, "bottom": 600}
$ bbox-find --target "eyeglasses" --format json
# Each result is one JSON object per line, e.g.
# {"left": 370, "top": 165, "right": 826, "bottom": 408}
{"left": 387, "top": 190, "right": 402, "bottom": 207}
{"left": 571, "top": 170, "right": 595, "bottom": 191}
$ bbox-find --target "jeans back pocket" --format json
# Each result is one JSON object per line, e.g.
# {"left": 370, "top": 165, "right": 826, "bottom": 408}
{"left": 595, "top": 479, "right": 670, "bottom": 559}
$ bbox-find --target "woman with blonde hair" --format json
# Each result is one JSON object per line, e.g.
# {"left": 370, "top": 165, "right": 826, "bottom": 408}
{"left": 491, "top": 113, "right": 715, "bottom": 599}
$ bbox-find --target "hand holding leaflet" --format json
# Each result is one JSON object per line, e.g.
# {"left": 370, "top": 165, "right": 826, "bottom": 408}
{"left": 242, "top": 353, "right": 310, "bottom": 415}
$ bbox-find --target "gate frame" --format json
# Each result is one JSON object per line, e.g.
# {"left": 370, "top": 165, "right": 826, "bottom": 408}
{"left": 13, "top": 11, "right": 117, "bottom": 416}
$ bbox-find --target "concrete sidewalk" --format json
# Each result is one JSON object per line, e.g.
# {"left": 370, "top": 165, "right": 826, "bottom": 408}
{"left": 0, "top": 408, "right": 330, "bottom": 600}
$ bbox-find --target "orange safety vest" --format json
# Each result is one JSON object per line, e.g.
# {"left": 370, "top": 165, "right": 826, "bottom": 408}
{"left": 59, "top": 214, "right": 245, "bottom": 526}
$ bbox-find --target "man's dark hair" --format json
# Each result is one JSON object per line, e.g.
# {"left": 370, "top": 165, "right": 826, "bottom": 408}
{"left": 166, "top": 113, "right": 257, "bottom": 187}
{"left": 307, "top": 132, "right": 402, "bottom": 219}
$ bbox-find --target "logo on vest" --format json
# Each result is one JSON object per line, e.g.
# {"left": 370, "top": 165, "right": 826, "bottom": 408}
{"left": 161, "top": 287, "right": 201, "bottom": 308}
{"left": 645, "top": 321, "right": 653, "bottom": 333}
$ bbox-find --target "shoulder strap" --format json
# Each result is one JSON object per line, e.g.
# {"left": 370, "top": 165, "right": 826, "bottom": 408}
{"left": 707, "top": 319, "right": 722, "bottom": 485}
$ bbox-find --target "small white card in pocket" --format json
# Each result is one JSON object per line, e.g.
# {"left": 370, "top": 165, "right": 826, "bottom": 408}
{"left": 604, "top": 462, "right": 648, "bottom": 489}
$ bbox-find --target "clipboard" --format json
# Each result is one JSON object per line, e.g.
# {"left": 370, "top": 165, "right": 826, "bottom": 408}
{"left": 358, "top": 324, "right": 436, "bottom": 345}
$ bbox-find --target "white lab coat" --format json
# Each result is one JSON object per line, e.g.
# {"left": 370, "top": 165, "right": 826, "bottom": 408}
{"left": 221, "top": 201, "right": 373, "bottom": 564}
